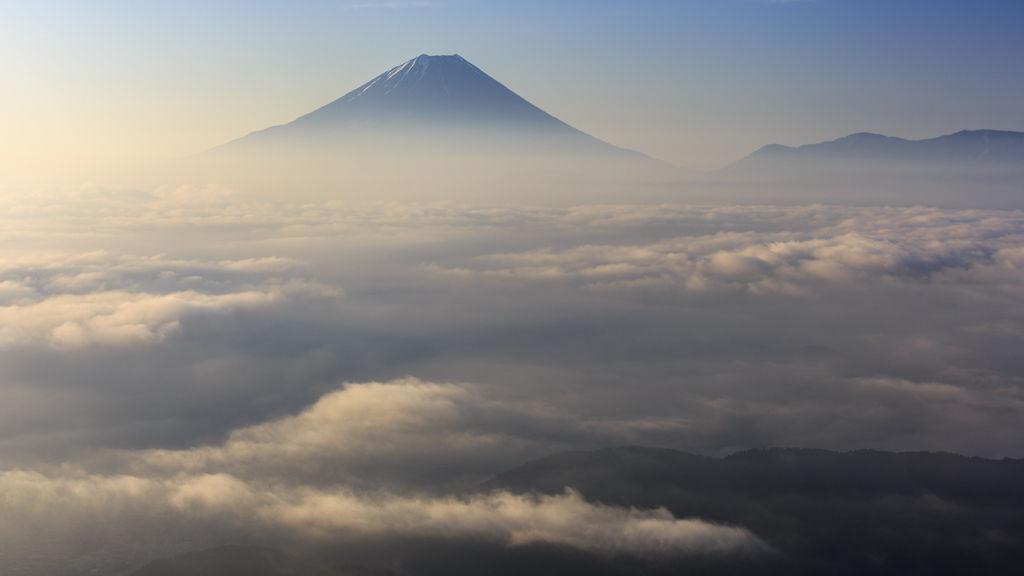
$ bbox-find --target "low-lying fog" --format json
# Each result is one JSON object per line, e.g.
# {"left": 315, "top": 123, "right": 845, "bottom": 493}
{"left": 2, "top": 175, "right": 1023, "bottom": 574}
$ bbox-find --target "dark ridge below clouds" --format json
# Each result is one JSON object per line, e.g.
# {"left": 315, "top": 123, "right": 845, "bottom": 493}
{"left": 122, "top": 447, "right": 1024, "bottom": 576}
{"left": 475, "top": 446, "right": 1024, "bottom": 576}
{"left": 484, "top": 446, "right": 1024, "bottom": 505}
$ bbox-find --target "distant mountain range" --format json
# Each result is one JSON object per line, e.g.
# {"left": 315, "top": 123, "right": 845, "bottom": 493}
{"left": 701, "top": 129, "right": 1024, "bottom": 209}
{"left": 482, "top": 446, "right": 1024, "bottom": 575}
{"left": 157, "top": 55, "right": 1021, "bottom": 206}
{"left": 718, "top": 129, "right": 1024, "bottom": 174}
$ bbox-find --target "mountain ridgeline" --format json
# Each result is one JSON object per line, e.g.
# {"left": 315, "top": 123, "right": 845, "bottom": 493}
{"left": 722, "top": 129, "right": 1024, "bottom": 170}
{"left": 703, "top": 129, "right": 1024, "bottom": 209}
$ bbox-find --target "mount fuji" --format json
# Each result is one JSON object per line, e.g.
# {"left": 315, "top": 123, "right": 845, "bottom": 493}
{"left": 165, "top": 54, "right": 687, "bottom": 203}
{"left": 211, "top": 54, "right": 648, "bottom": 158}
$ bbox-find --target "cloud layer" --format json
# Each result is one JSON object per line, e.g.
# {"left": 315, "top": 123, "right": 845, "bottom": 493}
{"left": 429, "top": 206, "right": 1024, "bottom": 295}
{"left": 2, "top": 184, "right": 1024, "bottom": 572}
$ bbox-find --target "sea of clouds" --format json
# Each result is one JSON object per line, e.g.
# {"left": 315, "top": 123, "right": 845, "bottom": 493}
{"left": 1, "top": 184, "right": 1023, "bottom": 574}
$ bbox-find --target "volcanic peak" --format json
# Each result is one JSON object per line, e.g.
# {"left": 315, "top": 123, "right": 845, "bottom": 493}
{"left": 286, "top": 54, "right": 567, "bottom": 130}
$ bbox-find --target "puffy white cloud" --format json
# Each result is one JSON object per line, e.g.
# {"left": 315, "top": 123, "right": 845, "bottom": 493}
{"left": 0, "top": 289, "right": 282, "bottom": 348}
{"left": 0, "top": 240, "right": 330, "bottom": 349}
{"left": 424, "top": 208, "right": 1024, "bottom": 296}
{"left": 0, "top": 467, "right": 762, "bottom": 566}
{"left": 267, "top": 488, "right": 762, "bottom": 556}
{"left": 123, "top": 377, "right": 740, "bottom": 488}
{"left": 131, "top": 378, "right": 524, "bottom": 479}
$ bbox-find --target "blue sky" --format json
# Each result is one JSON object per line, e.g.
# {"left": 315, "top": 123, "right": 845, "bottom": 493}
{"left": 1, "top": 0, "right": 1022, "bottom": 175}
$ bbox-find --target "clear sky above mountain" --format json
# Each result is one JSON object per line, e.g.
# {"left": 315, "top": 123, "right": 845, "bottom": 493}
{"left": 1, "top": 0, "right": 1022, "bottom": 180}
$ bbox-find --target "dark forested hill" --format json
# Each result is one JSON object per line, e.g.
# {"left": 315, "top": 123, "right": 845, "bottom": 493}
{"left": 480, "top": 447, "right": 1024, "bottom": 575}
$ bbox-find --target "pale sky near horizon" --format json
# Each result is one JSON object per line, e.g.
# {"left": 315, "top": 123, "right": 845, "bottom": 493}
{"left": 1, "top": 0, "right": 1022, "bottom": 180}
